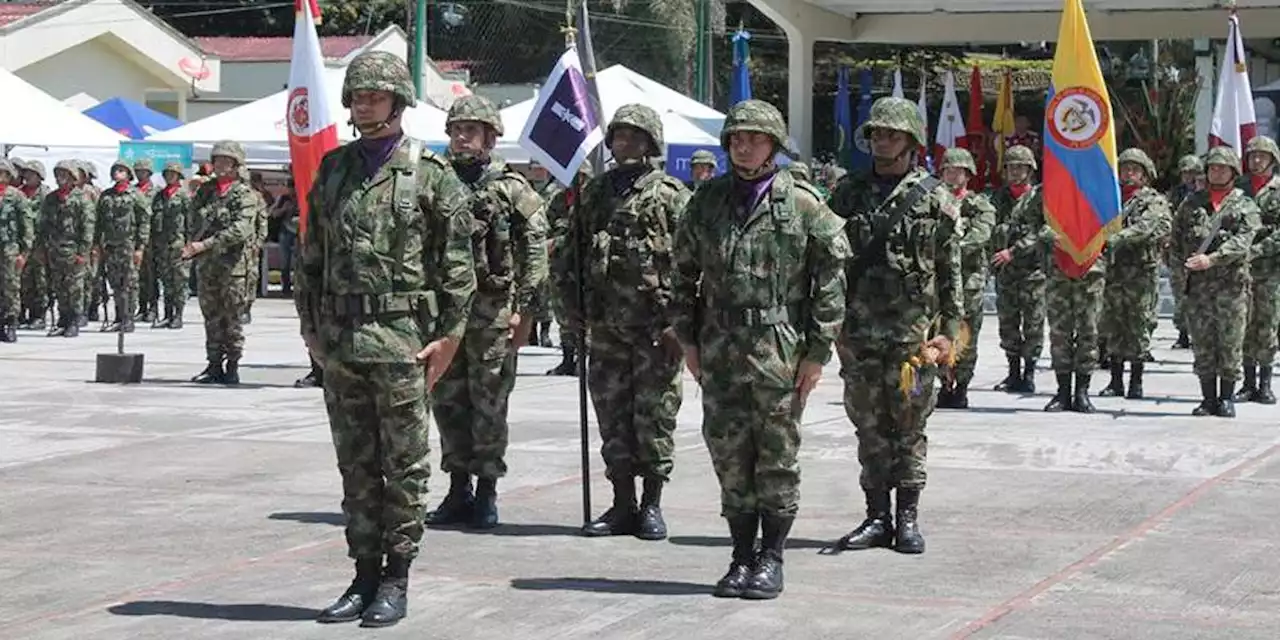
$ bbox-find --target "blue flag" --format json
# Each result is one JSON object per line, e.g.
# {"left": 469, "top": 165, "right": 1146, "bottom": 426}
{"left": 730, "top": 29, "right": 751, "bottom": 105}
{"left": 518, "top": 47, "right": 604, "bottom": 188}
{"left": 852, "top": 69, "right": 873, "bottom": 170}
{"left": 835, "top": 67, "right": 853, "bottom": 170}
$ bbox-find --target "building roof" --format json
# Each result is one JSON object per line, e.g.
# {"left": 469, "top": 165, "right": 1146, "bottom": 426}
{"left": 194, "top": 35, "right": 373, "bottom": 61}
{"left": 0, "top": 1, "right": 59, "bottom": 28}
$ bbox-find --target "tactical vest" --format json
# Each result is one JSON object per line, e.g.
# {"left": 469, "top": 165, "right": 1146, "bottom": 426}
{"left": 586, "top": 170, "right": 681, "bottom": 325}
{"left": 464, "top": 165, "right": 518, "bottom": 293}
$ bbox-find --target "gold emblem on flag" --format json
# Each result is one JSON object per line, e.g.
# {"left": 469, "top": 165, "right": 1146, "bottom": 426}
{"left": 288, "top": 88, "right": 311, "bottom": 137}
{"left": 1047, "top": 87, "right": 1109, "bottom": 150}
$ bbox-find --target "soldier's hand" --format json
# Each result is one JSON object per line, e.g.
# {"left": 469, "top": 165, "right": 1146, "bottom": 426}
{"left": 74, "top": 254, "right": 86, "bottom": 265}
{"left": 1185, "top": 253, "right": 1213, "bottom": 271}
{"left": 417, "top": 336, "right": 460, "bottom": 392}
{"left": 926, "top": 335, "right": 954, "bottom": 364}
{"left": 991, "top": 248, "right": 1013, "bottom": 266}
{"left": 682, "top": 346, "right": 702, "bottom": 383}
{"left": 14, "top": 254, "right": 25, "bottom": 271}
{"left": 794, "top": 360, "right": 823, "bottom": 402}
{"left": 659, "top": 327, "right": 682, "bottom": 362}
{"left": 181, "top": 241, "right": 205, "bottom": 260}
{"left": 508, "top": 312, "right": 532, "bottom": 349}
{"left": 90, "top": 246, "right": 100, "bottom": 260}
{"left": 132, "top": 250, "right": 144, "bottom": 266}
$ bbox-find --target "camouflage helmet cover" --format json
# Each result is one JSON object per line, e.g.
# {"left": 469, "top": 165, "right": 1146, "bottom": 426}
{"left": 446, "top": 95, "right": 504, "bottom": 136}
{"left": 1004, "top": 145, "right": 1038, "bottom": 170}
{"left": 22, "top": 159, "right": 45, "bottom": 180}
{"left": 72, "top": 160, "right": 92, "bottom": 179}
{"left": 1117, "top": 147, "right": 1158, "bottom": 180}
{"left": 0, "top": 158, "right": 13, "bottom": 178}
{"left": 211, "top": 140, "right": 247, "bottom": 165}
{"left": 788, "top": 161, "right": 811, "bottom": 182}
{"left": 110, "top": 160, "right": 135, "bottom": 180}
{"left": 719, "top": 99, "right": 796, "bottom": 158}
{"left": 8, "top": 158, "right": 25, "bottom": 172}
{"left": 863, "top": 97, "right": 927, "bottom": 149}
{"left": 133, "top": 157, "right": 154, "bottom": 173}
{"left": 606, "top": 104, "right": 664, "bottom": 157}
{"left": 342, "top": 51, "right": 416, "bottom": 108}
{"left": 1205, "top": 145, "right": 1241, "bottom": 174}
{"left": 1177, "top": 154, "right": 1205, "bottom": 174}
{"left": 53, "top": 159, "right": 79, "bottom": 178}
{"left": 1245, "top": 135, "right": 1280, "bottom": 168}
{"left": 162, "top": 160, "right": 186, "bottom": 177}
{"left": 940, "top": 147, "right": 977, "bottom": 174}
{"left": 690, "top": 149, "right": 718, "bottom": 168}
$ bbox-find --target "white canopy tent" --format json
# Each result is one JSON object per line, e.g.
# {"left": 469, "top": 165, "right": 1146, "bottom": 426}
{"left": 150, "top": 67, "right": 450, "bottom": 166}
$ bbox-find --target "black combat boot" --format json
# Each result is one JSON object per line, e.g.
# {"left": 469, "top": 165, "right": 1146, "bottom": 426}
{"left": 1192, "top": 376, "right": 1218, "bottom": 417}
{"left": 241, "top": 310, "right": 252, "bottom": 325}
{"left": 295, "top": 361, "right": 323, "bottom": 388}
{"left": 894, "top": 488, "right": 925, "bottom": 554}
{"left": 1143, "top": 350, "right": 1156, "bottom": 363}
{"left": 25, "top": 309, "right": 46, "bottom": 331}
{"left": 836, "top": 490, "right": 894, "bottom": 550}
{"left": 1256, "top": 366, "right": 1277, "bottom": 405}
{"left": 635, "top": 478, "right": 667, "bottom": 540}
{"left": 64, "top": 317, "right": 80, "bottom": 337}
{"left": 1126, "top": 361, "right": 1145, "bottom": 400}
{"left": 1073, "top": 374, "right": 1095, "bottom": 414}
{"left": 47, "top": 316, "right": 65, "bottom": 337}
{"left": 316, "top": 557, "right": 382, "bottom": 624}
{"left": 1173, "top": 329, "right": 1191, "bottom": 349}
{"left": 168, "top": 304, "right": 184, "bottom": 329}
{"left": 994, "top": 355, "right": 1020, "bottom": 392}
{"left": 1097, "top": 344, "right": 1111, "bottom": 370}
{"left": 951, "top": 381, "right": 971, "bottom": 409}
{"left": 120, "top": 317, "right": 135, "bottom": 333}
{"left": 741, "top": 514, "right": 792, "bottom": 600}
{"left": 424, "top": 472, "right": 474, "bottom": 525}
{"left": 153, "top": 303, "right": 170, "bottom": 329}
{"left": 360, "top": 555, "right": 409, "bottom": 628}
{"left": 142, "top": 307, "right": 156, "bottom": 324}
{"left": 222, "top": 358, "right": 241, "bottom": 385}
{"left": 0, "top": 318, "right": 15, "bottom": 343}
{"left": 192, "top": 361, "right": 224, "bottom": 384}
{"left": 538, "top": 322, "right": 552, "bottom": 347}
{"left": 546, "top": 344, "right": 577, "bottom": 376}
{"left": 1098, "top": 360, "right": 1125, "bottom": 397}
{"left": 1044, "top": 374, "right": 1073, "bottom": 412}
{"left": 1019, "top": 358, "right": 1037, "bottom": 393}
{"left": 87, "top": 307, "right": 99, "bottom": 322}
{"left": 1235, "top": 363, "right": 1258, "bottom": 403}
{"left": 469, "top": 477, "right": 499, "bottom": 530}
{"left": 1217, "top": 378, "right": 1237, "bottom": 418}
{"left": 713, "top": 513, "right": 758, "bottom": 598}
{"left": 581, "top": 475, "right": 638, "bottom": 537}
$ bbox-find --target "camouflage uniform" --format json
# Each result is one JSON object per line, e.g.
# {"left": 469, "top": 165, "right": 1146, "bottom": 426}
{"left": 78, "top": 161, "right": 109, "bottom": 323}
{"left": 673, "top": 99, "right": 849, "bottom": 600}
{"left": 1166, "top": 154, "right": 1205, "bottom": 348}
{"left": 1172, "top": 146, "right": 1261, "bottom": 418}
{"left": 17, "top": 160, "right": 51, "bottom": 329}
{"left": 554, "top": 104, "right": 690, "bottom": 540}
{"left": 988, "top": 145, "right": 1046, "bottom": 393}
{"left": 935, "top": 148, "right": 996, "bottom": 409}
{"left": 189, "top": 142, "right": 257, "bottom": 385}
{"left": 686, "top": 149, "right": 718, "bottom": 192}
{"left": 153, "top": 162, "right": 194, "bottom": 329}
{"left": 829, "top": 97, "right": 962, "bottom": 557}
{"left": 133, "top": 158, "right": 160, "bottom": 323}
{"left": 94, "top": 161, "right": 152, "bottom": 332}
{"left": 240, "top": 166, "right": 268, "bottom": 324}
{"left": 427, "top": 95, "right": 549, "bottom": 529}
{"left": 543, "top": 164, "right": 593, "bottom": 376}
{"left": 41, "top": 161, "right": 94, "bottom": 337}
{"left": 0, "top": 159, "right": 34, "bottom": 341}
{"left": 788, "top": 161, "right": 812, "bottom": 184}
{"left": 1099, "top": 149, "right": 1172, "bottom": 400}
{"left": 1235, "top": 137, "right": 1280, "bottom": 404}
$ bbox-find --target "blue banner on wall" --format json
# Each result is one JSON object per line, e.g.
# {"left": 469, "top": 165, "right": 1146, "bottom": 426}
{"left": 118, "top": 142, "right": 194, "bottom": 173}
{"left": 666, "top": 144, "right": 726, "bottom": 183}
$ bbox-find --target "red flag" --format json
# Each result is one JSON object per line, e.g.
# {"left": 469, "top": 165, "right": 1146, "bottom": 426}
{"left": 964, "top": 65, "right": 988, "bottom": 189}
{"left": 287, "top": 0, "right": 339, "bottom": 242}
{"left": 1209, "top": 11, "right": 1257, "bottom": 154}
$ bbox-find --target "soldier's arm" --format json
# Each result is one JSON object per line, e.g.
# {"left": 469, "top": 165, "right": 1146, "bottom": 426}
{"left": 655, "top": 182, "right": 692, "bottom": 329}
{"left": 801, "top": 201, "right": 850, "bottom": 365}
{"left": 1110, "top": 194, "right": 1173, "bottom": 247}
{"left": 296, "top": 171, "right": 328, "bottom": 341}
{"left": 16, "top": 196, "right": 34, "bottom": 256}
{"left": 79, "top": 195, "right": 95, "bottom": 255}
{"left": 134, "top": 192, "right": 151, "bottom": 251}
{"left": 425, "top": 164, "right": 477, "bottom": 342}
{"left": 1010, "top": 190, "right": 1051, "bottom": 256}
{"left": 1249, "top": 196, "right": 1280, "bottom": 258}
{"left": 509, "top": 181, "right": 548, "bottom": 316}
{"left": 959, "top": 195, "right": 996, "bottom": 250}
{"left": 554, "top": 179, "right": 595, "bottom": 323}
{"left": 670, "top": 189, "right": 703, "bottom": 348}
{"left": 1209, "top": 200, "right": 1262, "bottom": 266}
{"left": 200, "top": 189, "right": 254, "bottom": 254}
{"left": 934, "top": 192, "right": 965, "bottom": 341}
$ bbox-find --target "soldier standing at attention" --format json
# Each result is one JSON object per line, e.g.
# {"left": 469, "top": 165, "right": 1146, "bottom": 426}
{"left": 1172, "top": 146, "right": 1260, "bottom": 418}
{"left": 77, "top": 161, "right": 107, "bottom": 325}
{"left": 133, "top": 158, "right": 160, "bottom": 324}
{"left": 555, "top": 104, "right": 690, "bottom": 540}
{"left": 828, "top": 97, "right": 963, "bottom": 556}
{"left": 988, "top": 145, "right": 1046, "bottom": 393}
{"left": 17, "top": 160, "right": 50, "bottom": 331}
{"left": 935, "top": 148, "right": 995, "bottom": 409}
{"left": 0, "top": 159, "right": 34, "bottom": 342}
{"left": 543, "top": 164, "right": 592, "bottom": 376}
{"left": 1230, "top": 136, "right": 1280, "bottom": 405}
{"left": 153, "top": 162, "right": 193, "bottom": 329}
{"left": 1097, "top": 149, "right": 1172, "bottom": 400}
{"left": 182, "top": 141, "right": 257, "bottom": 385}
{"left": 95, "top": 161, "right": 151, "bottom": 333}
{"left": 673, "top": 99, "right": 848, "bottom": 599}
{"left": 237, "top": 167, "right": 268, "bottom": 325}
{"left": 41, "top": 161, "right": 94, "bottom": 337}
{"left": 425, "top": 95, "right": 548, "bottom": 530}
{"left": 297, "top": 51, "right": 475, "bottom": 627}
{"left": 687, "top": 149, "right": 718, "bottom": 191}
{"left": 1166, "top": 154, "right": 1205, "bottom": 349}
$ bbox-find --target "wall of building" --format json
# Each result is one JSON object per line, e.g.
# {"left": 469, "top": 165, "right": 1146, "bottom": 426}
{"left": 16, "top": 37, "right": 183, "bottom": 116}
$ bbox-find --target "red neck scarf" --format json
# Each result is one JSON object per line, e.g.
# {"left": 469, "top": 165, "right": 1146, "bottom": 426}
{"left": 1251, "top": 174, "right": 1270, "bottom": 196}
{"left": 1008, "top": 183, "right": 1030, "bottom": 200}
{"left": 20, "top": 184, "right": 37, "bottom": 198}
{"left": 56, "top": 186, "right": 72, "bottom": 201}
{"left": 137, "top": 181, "right": 152, "bottom": 194}
{"left": 113, "top": 180, "right": 129, "bottom": 193}
{"left": 1121, "top": 184, "right": 1140, "bottom": 202}
{"left": 215, "top": 175, "right": 235, "bottom": 197}
{"left": 951, "top": 186, "right": 967, "bottom": 198}
{"left": 1209, "top": 187, "right": 1231, "bottom": 211}
{"left": 163, "top": 183, "right": 181, "bottom": 198}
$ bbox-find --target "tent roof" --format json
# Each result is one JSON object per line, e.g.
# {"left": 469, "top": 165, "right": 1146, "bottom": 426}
{"left": 0, "top": 67, "right": 127, "bottom": 148}
{"left": 83, "top": 97, "right": 184, "bottom": 140}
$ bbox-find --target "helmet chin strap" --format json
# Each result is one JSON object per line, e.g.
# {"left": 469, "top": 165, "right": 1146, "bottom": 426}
{"left": 349, "top": 103, "right": 406, "bottom": 137}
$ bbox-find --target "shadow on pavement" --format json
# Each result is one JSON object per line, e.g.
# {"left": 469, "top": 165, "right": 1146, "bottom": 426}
{"left": 133, "top": 378, "right": 299, "bottom": 390}
{"left": 269, "top": 512, "right": 344, "bottom": 526}
{"left": 428, "top": 522, "right": 583, "bottom": 537}
{"left": 667, "top": 535, "right": 831, "bottom": 550}
{"left": 510, "top": 577, "right": 711, "bottom": 596}
{"left": 108, "top": 600, "right": 317, "bottom": 621}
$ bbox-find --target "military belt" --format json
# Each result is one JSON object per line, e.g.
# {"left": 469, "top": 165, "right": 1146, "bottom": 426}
{"left": 320, "top": 292, "right": 434, "bottom": 318}
{"left": 709, "top": 304, "right": 800, "bottom": 327}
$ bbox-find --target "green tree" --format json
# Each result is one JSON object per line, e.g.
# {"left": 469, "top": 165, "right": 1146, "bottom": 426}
{"left": 140, "top": 0, "right": 288, "bottom": 36}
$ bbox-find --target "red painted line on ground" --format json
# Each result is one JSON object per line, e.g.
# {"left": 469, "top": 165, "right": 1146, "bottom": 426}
{"left": 950, "top": 443, "right": 1280, "bottom": 639}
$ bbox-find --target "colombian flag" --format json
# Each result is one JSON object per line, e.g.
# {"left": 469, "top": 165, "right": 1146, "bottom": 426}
{"left": 1042, "top": 0, "right": 1120, "bottom": 278}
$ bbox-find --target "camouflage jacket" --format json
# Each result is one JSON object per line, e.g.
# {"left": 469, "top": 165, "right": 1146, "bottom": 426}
{"left": 672, "top": 170, "right": 849, "bottom": 366}
{"left": 40, "top": 188, "right": 94, "bottom": 257}
{"left": 94, "top": 185, "right": 151, "bottom": 252}
{"left": 1106, "top": 187, "right": 1172, "bottom": 270}
{"left": 191, "top": 179, "right": 257, "bottom": 279}
{"left": 152, "top": 186, "right": 193, "bottom": 250}
{"left": 244, "top": 187, "right": 268, "bottom": 268}
{"left": 1248, "top": 175, "right": 1280, "bottom": 277}
{"left": 830, "top": 167, "right": 964, "bottom": 347}
{"left": 0, "top": 186, "right": 33, "bottom": 255}
{"left": 555, "top": 166, "right": 690, "bottom": 331}
{"left": 19, "top": 184, "right": 49, "bottom": 250}
{"left": 988, "top": 184, "right": 1047, "bottom": 279}
{"left": 455, "top": 155, "right": 548, "bottom": 329}
{"left": 297, "top": 135, "right": 476, "bottom": 365}
{"left": 1167, "top": 183, "right": 1198, "bottom": 211}
{"left": 1171, "top": 188, "right": 1261, "bottom": 286}
{"left": 955, "top": 190, "right": 996, "bottom": 291}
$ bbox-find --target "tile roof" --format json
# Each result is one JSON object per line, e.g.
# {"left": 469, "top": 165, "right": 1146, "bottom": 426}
{"left": 194, "top": 35, "right": 374, "bottom": 61}
{"left": 0, "top": 1, "right": 59, "bottom": 28}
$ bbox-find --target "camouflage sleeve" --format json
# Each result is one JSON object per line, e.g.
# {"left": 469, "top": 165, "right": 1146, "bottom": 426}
{"left": 1210, "top": 199, "right": 1262, "bottom": 266}
{"left": 79, "top": 194, "right": 95, "bottom": 255}
{"left": 1010, "top": 190, "right": 1050, "bottom": 256}
{"left": 671, "top": 188, "right": 703, "bottom": 347}
{"left": 201, "top": 188, "right": 255, "bottom": 255}
{"left": 509, "top": 179, "right": 548, "bottom": 315}
{"left": 554, "top": 179, "right": 596, "bottom": 324}
{"left": 16, "top": 195, "right": 34, "bottom": 255}
{"left": 988, "top": 192, "right": 1010, "bottom": 250}
{"left": 656, "top": 181, "right": 692, "bottom": 329}
{"left": 934, "top": 190, "right": 965, "bottom": 340}
{"left": 800, "top": 199, "right": 850, "bottom": 366}
{"left": 1109, "top": 194, "right": 1172, "bottom": 247}
{"left": 960, "top": 194, "right": 996, "bottom": 251}
{"left": 424, "top": 162, "right": 477, "bottom": 342}
{"left": 296, "top": 162, "right": 330, "bottom": 342}
{"left": 133, "top": 192, "right": 151, "bottom": 251}
{"left": 1249, "top": 194, "right": 1280, "bottom": 259}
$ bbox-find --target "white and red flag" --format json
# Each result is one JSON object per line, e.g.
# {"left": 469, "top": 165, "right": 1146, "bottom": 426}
{"left": 1209, "top": 10, "right": 1257, "bottom": 155}
{"left": 933, "top": 69, "right": 965, "bottom": 167}
{"left": 287, "top": 0, "right": 339, "bottom": 240}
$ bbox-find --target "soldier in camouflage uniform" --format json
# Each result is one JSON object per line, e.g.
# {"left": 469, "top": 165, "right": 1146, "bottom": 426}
{"left": 1172, "top": 146, "right": 1261, "bottom": 418}
{"left": 1167, "top": 154, "right": 1205, "bottom": 349}
{"left": 41, "top": 161, "right": 94, "bottom": 337}
{"left": 1097, "top": 149, "right": 1172, "bottom": 400}
{"left": 829, "top": 97, "right": 962, "bottom": 556}
{"left": 94, "top": 161, "right": 151, "bottom": 332}
{"left": 133, "top": 158, "right": 160, "bottom": 323}
{"left": 17, "top": 160, "right": 50, "bottom": 330}
{"left": 0, "top": 159, "right": 34, "bottom": 342}
{"left": 235, "top": 166, "right": 268, "bottom": 326}
{"left": 935, "top": 148, "right": 995, "bottom": 409}
{"left": 182, "top": 141, "right": 258, "bottom": 386}
{"left": 554, "top": 103, "right": 690, "bottom": 541}
{"left": 673, "top": 99, "right": 848, "bottom": 600}
{"left": 297, "top": 51, "right": 476, "bottom": 627}
{"left": 425, "top": 95, "right": 548, "bottom": 530}
{"left": 543, "top": 163, "right": 592, "bottom": 376}
{"left": 988, "top": 145, "right": 1046, "bottom": 393}
{"left": 686, "top": 149, "right": 718, "bottom": 191}
{"left": 75, "top": 161, "right": 108, "bottom": 324}
{"left": 1233, "top": 136, "right": 1280, "bottom": 404}
{"left": 153, "top": 161, "right": 193, "bottom": 329}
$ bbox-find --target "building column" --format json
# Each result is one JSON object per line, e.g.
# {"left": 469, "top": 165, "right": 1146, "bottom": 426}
{"left": 1194, "top": 38, "right": 1214, "bottom": 154}
{"left": 787, "top": 33, "right": 815, "bottom": 160}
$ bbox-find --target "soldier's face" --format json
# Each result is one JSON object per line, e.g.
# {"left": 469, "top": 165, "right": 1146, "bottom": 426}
{"left": 1005, "top": 165, "right": 1031, "bottom": 184}
{"left": 868, "top": 128, "right": 910, "bottom": 162}
{"left": 1119, "top": 162, "right": 1148, "bottom": 186}
{"left": 112, "top": 167, "right": 130, "bottom": 183}
{"left": 941, "top": 166, "right": 970, "bottom": 189}
{"left": 137, "top": 170, "right": 152, "bottom": 183}
{"left": 728, "top": 131, "right": 774, "bottom": 172}
{"left": 609, "top": 126, "right": 649, "bottom": 163}
{"left": 350, "top": 90, "right": 396, "bottom": 133}
{"left": 691, "top": 164, "right": 714, "bottom": 181}
{"left": 54, "top": 170, "right": 73, "bottom": 188}
{"left": 448, "top": 121, "right": 493, "bottom": 157}
{"left": 1247, "top": 151, "right": 1273, "bottom": 175}
{"left": 212, "top": 156, "right": 237, "bottom": 178}
{"left": 1194, "top": 175, "right": 1207, "bottom": 191}
{"left": 163, "top": 171, "right": 181, "bottom": 186}
{"left": 0, "top": 170, "right": 11, "bottom": 187}
{"left": 21, "top": 170, "right": 38, "bottom": 187}
{"left": 1180, "top": 170, "right": 1198, "bottom": 186}
{"left": 1207, "top": 164, "right": 1234, "bottom": 187}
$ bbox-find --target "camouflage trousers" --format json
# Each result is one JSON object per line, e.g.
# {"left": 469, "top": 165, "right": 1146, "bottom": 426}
{"left": 952, "top": 287, "right": 986, "bottom": 389}
{"left": 138, "top": 245, "right": 159, "bottom": 312}
{"left": 1100, "top": 266, "right": 1159, "bottom": 360}
{"left": 700, "top": 324, "right": 804, "bottom": 517}
{"left": 995, "top": 274, "right": 1046, "bottom": 358}
{"left": 1046, "top": 268, "right": 1104, "bottom": 376}
{"left": 432, "top": 327, "right": 516, "bottom": 479}
{"left": 85, "top": 254, "right": 106, "bottom": 318}
{"left": 586, "top": 325, "right": 682, "bottom": 481}
{"left": 0, "top": 251, "right": 20, "bottom": 320}
{"left": 324, "top": 360, "right": 431, "bottom": 560}
{"left": 197, "top": 273, "right": 248, "bottom": 363}
{"left": 158, "top": 246, "right": 190, "bottom": 315}
{"left": 1169, "top": 267, "right": 1188, "bottom": 332}
{"left": 48, "top": 254, "right": 85, "bottom": 320}
{"left": 21, "top": 256, "right": 49, "bottom": 320}
{"left": 102, "top": 248, "right": 139, "bottom": 321}
{"left": 1186, "top": 274, "right": 1248, "bottom": 380}
{"left": 841, "top": 343, "right": 934, "bottom": 491}
{"left": 245, "top": 253, "right": 261, "bottom": 311}
{"left": 1243, "top": 274, "right": 1280, "bottom": 366}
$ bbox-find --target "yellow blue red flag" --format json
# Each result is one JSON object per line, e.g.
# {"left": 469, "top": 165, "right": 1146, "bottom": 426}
{"left": 1042, "top": 0, "right": 1120, "bottom": 278}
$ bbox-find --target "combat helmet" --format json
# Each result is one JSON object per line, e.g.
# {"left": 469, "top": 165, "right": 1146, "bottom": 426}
{"left": 446, "top": 95, "right": 504, "bottom": 136}
{"left": 342, "top": 51, "right": 416, "bottom": 108}
{"left": 133, "top": 157, "right": 154, "bottom": 174}
{"left": 53, "top": 159, "right": 79, "bottom": 181}
{"left": 788, "top": 161, "right": 811, "bottom": 182}
{"left": 1177, "top": 154, "right": 1205, "bottom": 175}
{"left": 22, "top": 159, "right": 45, "bottom": 181}
{"left": 110, "top": 160, "right": 135, "bottom": 181}
{"left": 0, "top": 158, "right": 13, "bottom": 179}
{"left": 162, "top": 160, "right": 186, "bottom": 178}
{"left": 940, "top": 148, "right": 977, "bottom": 174}
{"left": 1205, "top": 145, "right": 1241, "bottom": 174}
{"left": 720, "top": 99, "right": 796, "bottom": 157}
{"left": 606, "top": 104, "right": 663, "bottom": 157}
{"left": 1004, "top": 145, "right": 1038, "bottom": 171}
{"left": 211, "top": 140, "right": 247, "bottom": 166}
{"left": 1245, "top": 135, "right": 1280, "bottom": 169}
{"left": 1118, "top": 147, "right": 1158, "bottom": 180}
{"left": 690, "top": 149, "right": 718, "bottom": 168}
{"left": 863, "top": 97, "right": 927, "bottom": 149}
